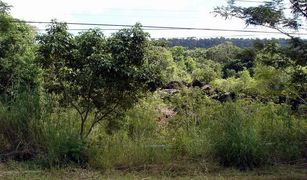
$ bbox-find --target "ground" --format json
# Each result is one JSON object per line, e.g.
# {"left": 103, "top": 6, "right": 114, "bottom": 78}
{"left": 0, "top": 162, "right": 306, "bottom": 179}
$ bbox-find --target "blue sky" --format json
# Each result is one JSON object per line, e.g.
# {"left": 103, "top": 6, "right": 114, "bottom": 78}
{"left": 5, "top": 0, "right": 307, "bottom": 38}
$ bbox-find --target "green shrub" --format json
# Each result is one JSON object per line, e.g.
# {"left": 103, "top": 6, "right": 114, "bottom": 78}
{"left": 0, "top": 92, "right": 43, "bottom": 161}
{"left": 0, "top": 92, "right": 88, "bottom": 167}
{"left": 208, "top": 101, "right": 306, "bottom": 169}
{"left": 254, "top": 103, "right": 307, "bottom": 163}
{"left": 87, "top": 95, "right": 172, "bottom": 170}
{"left": 168, "top": 89, "right": 306, "bottom": 169}
{"left": 37, "top": 109, "right": 88, "bottom": 167}
{"left": 208, "top": 102, "right": 264, "bottom": 169}
{"left": 123, "top": 94, "right": 161, "bottom": 139}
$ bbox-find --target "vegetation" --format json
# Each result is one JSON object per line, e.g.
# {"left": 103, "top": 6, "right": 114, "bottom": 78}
{"left": 160, "top": 37, "right": 290, "bottom": 49}
{"left": 0, "top": 0, "right": 306, "bottom": 178}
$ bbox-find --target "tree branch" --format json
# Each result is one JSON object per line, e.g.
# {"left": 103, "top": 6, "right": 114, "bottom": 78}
{"left": 85, "top": 102, "right": 119, "bottom": 138}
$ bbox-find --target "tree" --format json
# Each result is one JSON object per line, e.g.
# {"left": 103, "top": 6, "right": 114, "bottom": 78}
{"left": 37, "top": 22, "right": 162, "bottom": 139}
{"left": 145, "top": 45, "right": 179, "bottom": 82}
{"left": 0, "top": 1, "right": 39, "bottom": 99}
{"left": 215, "top": 0, "right": 307, "bottom": 109}
{"left": 192, "top": 60, "right": 222, "bottom": 83}
{"left": 0, "top": 0, "right": 10, "bottom": 14}
{"left": 206, "top": 42, "right": 241, "bottom": 64}
{"left": 222, "top": 48, "right": 256, "bottom": 78}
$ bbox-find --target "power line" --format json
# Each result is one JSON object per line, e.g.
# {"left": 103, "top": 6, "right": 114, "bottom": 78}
{"left": 36, "top": 28, "right": 187, "bottom": 31}
{"left": 37, "top": 28, "right": 293, "bottom": 36}
{"left": 11, "top": 20, "right": 307, "bottom": 36}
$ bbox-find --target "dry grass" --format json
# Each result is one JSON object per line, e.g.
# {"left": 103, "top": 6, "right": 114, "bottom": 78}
{"left": 0, "top": 162, "right": 306, "bottom": 180}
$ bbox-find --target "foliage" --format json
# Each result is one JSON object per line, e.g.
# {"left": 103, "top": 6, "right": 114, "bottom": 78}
{"left": 208, "top": 102, "right": 264, "bottom": 169}
{"left": 87, "top": 95, "right": 171, "bottom": 169}
{"left": 192, "top": 60, "right": 222, "bottom": 83}
{"left": 0, "top": 11, "right": 39, "bottom": 99}
{"left": 0, "top": 0, "right": 10, "bottom": 14}
{"left": 0, "top": 0, "right": 306, "bottom": 172}
{"left": 222, "top": 48, "right": 256, "bottom": 78}
{"left": 38, "top": 109, "right": 87, "bottom": 167}
{"left": 206, "top": 42, "right": 241, "bottom": 64}
{"left": 123, "top": 93, "right": 162, "bottom": 139}
{"left": 160, "top": 37, "right": 289, "bottom": 49}
{"left": 0, "top": 92, "right": 42, "bottom": 161}
{"left": 37, "top": 21, "right": 162, "bottom": 139}
{"left": 214, "top": 0, "right": 307, "bottom": 109}
{"left": 145, "top": 46, "right": 181, "bottom": 82}
{"left": 208, "top": 101, "right": 306, "bottom": 169}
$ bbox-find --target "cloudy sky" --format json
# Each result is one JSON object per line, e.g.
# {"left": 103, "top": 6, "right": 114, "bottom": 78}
{"left": 5, "top": 0, "right": 307, "bottom": 38}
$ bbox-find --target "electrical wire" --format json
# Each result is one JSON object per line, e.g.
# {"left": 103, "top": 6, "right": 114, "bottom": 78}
{"left": 13, "top": 20, "right": 307, "bottom": 35}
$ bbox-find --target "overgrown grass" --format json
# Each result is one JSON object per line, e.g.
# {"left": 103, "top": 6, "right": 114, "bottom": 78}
{"left": 0, "top": 90, "right": 306, "bottom": 172}
{"left": 0, "top": 92, "right": 43, "bottom": 161}
{"left": 164, "top": 89, "right": 306, "bottom": 169}
{"left": 0, "top": 93, "right": 87, "bottom": 167}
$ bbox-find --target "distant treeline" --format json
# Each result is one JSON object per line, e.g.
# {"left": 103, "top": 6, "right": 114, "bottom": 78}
{"left": 158, "top": 37, "right": 290, "bottom": 49}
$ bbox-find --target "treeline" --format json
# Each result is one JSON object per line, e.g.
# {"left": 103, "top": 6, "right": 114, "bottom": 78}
{"left": 158, "top": 37, "right": 290, "bottom": 49}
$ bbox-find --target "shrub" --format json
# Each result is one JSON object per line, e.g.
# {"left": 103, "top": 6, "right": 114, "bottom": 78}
{"left": 0, "top": 92, "right": 88, "bottom": 167}
{"left": 37, "top": 109, "right": 88, "bottom": 167}
{"left": 254, "top": 103, "right": 307, "bottom": 163}
{"left": 208, "top": 101, "right": 307, "bottom": 169}
{"left": 208, "top": 102, "right": 264, "bottom": 169}
{"left": 0, "top": 92, "right": 42, "bottom": 161}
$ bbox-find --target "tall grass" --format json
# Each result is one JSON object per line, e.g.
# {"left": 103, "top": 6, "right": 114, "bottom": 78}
{"left": 37, "top": 109, "right": 87, "bottom": 167}
{"left": 164, "top": 90, "right": 306, "bottom": 169}
{"left": 0, "top": 92, "right": 87, "bottom": 167}
{"left": 0, "top": 92, "right": 43, "bottom": 161}
{"left": 0, "top": 90, "right": 305, "bottom": 170}
{"left": 207, "top": 101, "right": 306, "bottom": 169}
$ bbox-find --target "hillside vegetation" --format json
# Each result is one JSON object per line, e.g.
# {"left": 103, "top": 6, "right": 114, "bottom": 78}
{"left": 0, "top": 0, "right": 306, "bottom": 177}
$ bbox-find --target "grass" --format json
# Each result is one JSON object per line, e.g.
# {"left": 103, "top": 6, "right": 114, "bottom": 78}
{"left": 0, "top": 162, "right": 306, "bottom": 179}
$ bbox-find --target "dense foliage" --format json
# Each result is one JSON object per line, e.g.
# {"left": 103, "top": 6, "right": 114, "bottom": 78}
{"left": 0, "top": 0, "right": 306, "bottom": 171}
{"left": 36, "top": 21, "right": 162, "bottom": 139}
{"left": 161, "top": 37, "right": 289, "bottom": 49}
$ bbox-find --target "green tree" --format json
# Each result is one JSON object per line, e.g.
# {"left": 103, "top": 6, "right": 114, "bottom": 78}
{"left": 192, "top": 60, "right": 222, "bottom": 83}
{"left": 222, "top": 48, "right": 256, "bottom": 78}
{"left": 215, "top": 0, "right": 307, "bottom": 109}
{"left": 0, "top": 1, "right": 39, "bottom": 99}
{"left": 145, "top": 45, "right": 179, "bottom": 82}
{"left": 37, "top": 22, "right": 162, "bottom": 139}
{"left": 0, "top": 0, "right": 10, "bottom": 14}
{"left": 206, "top": 42, "right": 241, "bottom": 64}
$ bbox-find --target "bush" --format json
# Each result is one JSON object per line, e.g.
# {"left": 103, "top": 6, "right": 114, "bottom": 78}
{"left": 87, "top": 95, "right": 172, "bottom": 170}
{"left": 254, "top": 103, "right": 307, "bottom": 163}
{"left": 123, "top": 94, "right": 161, "bottom": 139}
{"left": 37, "top": 109, "right": 88, "bottom": 167}
{"left": 167, "top": 90, "right": 306, "bottom": 169}
{"left": 208, "top": 101, "right": 306, "bottom": 169}
{"left": 0, "top": 92, "right": 43, "bottom": 161}
{"left": 0, "top": 92, "right": 88, "bottom": 167}
{"left": 208, "top": 102, "right": 264, "bottom": 169}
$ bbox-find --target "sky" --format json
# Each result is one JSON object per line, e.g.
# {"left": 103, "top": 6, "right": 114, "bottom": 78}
{"left": 4, "top": 0, "right": 307, "bottom": 39}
